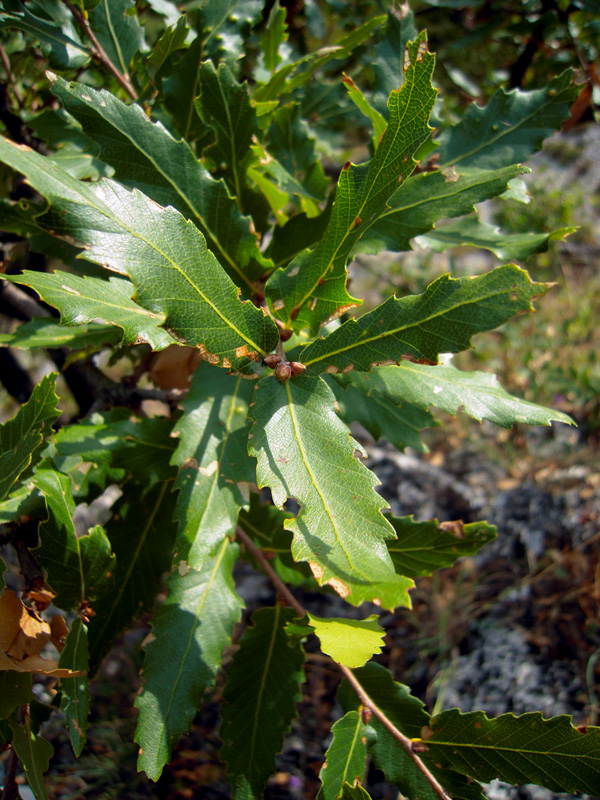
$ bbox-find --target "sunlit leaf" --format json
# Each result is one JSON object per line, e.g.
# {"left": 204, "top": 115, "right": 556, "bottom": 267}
{"left": 318, "top": 711, "right": 368, "bottom": 800}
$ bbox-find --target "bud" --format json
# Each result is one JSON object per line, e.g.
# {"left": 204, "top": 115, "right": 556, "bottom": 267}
{"left": 290, "top": 362, "right": 306, "bottom": 377}
{"left": 264, "top": 354, "right": 281, "bottom": 369}
{"left": 275, "top": 362, "right": 292, "bottom": 382}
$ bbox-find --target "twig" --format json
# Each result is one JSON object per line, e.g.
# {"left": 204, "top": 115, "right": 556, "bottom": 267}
{"left": 1, "top": 282, "right": 52, "bottom": 319}
{"left": 234, "top": 525, "right": 452, "bottom": 800}
{"left": 60, "top": 0, "right": 137, "bottom": 101}
{"left": 0, "top": 42, "right": 23, "bottom": 107}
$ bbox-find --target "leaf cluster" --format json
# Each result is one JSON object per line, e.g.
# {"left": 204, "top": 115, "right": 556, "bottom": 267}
{"left": 0, "top": 2, "right": 593, "bottom": 799}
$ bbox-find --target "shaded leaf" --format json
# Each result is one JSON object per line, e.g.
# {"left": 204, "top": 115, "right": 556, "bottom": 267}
{"left": 34, "top": 468, "right": 116, "bottom": 610}
{"left": 0, "top": 137, "right": 279, "bottom": 371}
{"left": 386, "top": 516, "right": 496, "bottom": 577}
{"left": 356, "top": 166, "right": 527, "bottom": 256}
{"left": 0, "top": 0, "right": 89, "bottom": 69}
{"left": 307, "top": 614, "right": 385, "bottom": 668}
{"left": 238, "top": 493, "right": 315, "bottom": 587}
{"left": 9, "top": 714, "right": 53, "bottom": 800}
{"left": 266, "top": 201, "right": 332, "bottom": 269}
{"left": 416, "top": 216, "right": 575, "bottom": 261}
{"left": 50, "top": 76, "right": 273, "bottom": 290}
{"left": 260, "top": 102, "right": 329, "bottom": 211}
{"left": 417, "top": 709, "right": 600, "bottom": 795}
{"left": 195, "top": 60, "right": 256, "bottom": 199}
{"left": 52, "top": 415, "right": 177, "bottom": 485}
{"left": 371, "top": 5, "right": 418, "bottom": 110}
{"left": 87, "top": 0, "right": 146, "bottom": 75}
{"left": 0, "top": 671, "right": 34, "bottom": 719}
{"left": 259, "top": 1, "right": 288, "bottom": 75}
{"left": 318, "top": 711, "right": 368, "bottom": 800}
{"left": 265, "top": 32, "right": 437, "bottom": 333}
{"left": 248, "top": 375, "right": 412, "bottom": 610}
{"left": 2, "top": 272, "right": 173, "bottom": 350}
{"left": 145, "top": 15, "right": 188, "bottom": 79}
{"left": 220, "top": 605, "right": 305, "bottom": 800}
{"left": 162, "top": 35, "right": 208, "bottom": 142}
{"left": 255, "top": 16, "right": 385, "bottom": 103}
{"left": 0, "top": 374, "right": 60, "bottom": 502}
{"left": 437, "top": 70, "right": 578, "bottom": 170}
{"left": 339, "top": 663, "right": 487, "bottom": 800}
{"left": 58, "top": 618, "right": 90, "bottom": 756}
{"left": 0, "top": 317, "right": 122, "bottom": 351}
{"left": 325, "top": 375, "right": 435, "bottom": 453}
{"left": 136, "top": 539, "right": 243, "bottom": 780}
{"left": 340, "top": 783, "right": 373, "bottom": 800}
{"left": 172, "top": 363, "right": 254, "bottom": 569}
{"left": 300, "top": 265, "right": 547, "bottom": 376}
{"left": 87, "top": 479, "right": 176, "bottom": 669}
{"left": 344, "top": 362, "right": 574, "bottom": 428}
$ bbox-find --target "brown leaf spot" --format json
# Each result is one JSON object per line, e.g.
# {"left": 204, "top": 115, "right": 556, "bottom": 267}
{"left": 235, "top": 345, "right": 249, "bottom": 358}
{"left": 182, "top": 457, "right": 199, "bottom": 471}
{"left": 412, "top": 743, "right": 430, "bottom": 754}
{"left": 290, "top": 307, "right": 300, "bottom": 321}
{"left": 439, "top": 520, "right": 465, "bottom": 539}
{"left": 510, "top": 292, "right": 519, "bottom": 302}
{"left": 309, "top": 562, "right": 325, "bottom": 581}
{"left": 325, "top": 365, "right": 339, "bottom": 374}
{"left": 341, "top": 72, "right": 357, "bottom": 89}
{"left": 342, "top": 161, "right": 351, "bottom": 171}
{"left": 397, "top": 174, "right": 403, "bottom": 183}
{"left": 421, "top": 725, "right": 435, "bottom": 740}
{"left": 342, "top": 364, "right": 355, "bottom": 374}
{"left": 326, "top": 577, "right": 351, "bottom": 598}
{"left": 317, "top": 278, "right": 325, "bottom": 286}
{"left": 354, "top": 216, "right": 362, "bottom": 227}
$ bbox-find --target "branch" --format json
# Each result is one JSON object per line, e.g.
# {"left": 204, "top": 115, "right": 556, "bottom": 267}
{"left": 234, "top": 525, "right": 452, "bottom": 800}
{"left": 60, "top": 0, "right": 137, "bottom": 101}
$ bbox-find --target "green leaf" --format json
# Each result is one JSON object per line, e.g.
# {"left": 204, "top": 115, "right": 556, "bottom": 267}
{"left": 0, "top": 0, "right": 89, "bottom": 69}
{"left": 195, "top": 60, "right": 256, "bottom": 200}
{"left": 260, "top": 103, "right": 329, "bottom": 211}
{"left": 265, "top": 32, "right": 437, "bottom": 333}
{"left": 52, "top": 415, "right": 177, "bottom": 485}
{"left": 9, "top": 715, "right": 53, "bottom": 800}
{"left": 416, "top": 216, "right": 575, "bottom": 261}
{"left": 248, "top": 375, "right": 413, "bottom": 609}
{"left": 300, "top": 265, "right": 547, "bottom": 375}
{"left": 50, "top": 76, "right": 272, "bottom": 291}
{"left": 34, "top": 468, "right": 116, "bottom": 610}
{"left": 259, "top": 1, "right": 288, "bottom": 75}
{"left": 339, "top": 663, "right": 486, "bottom": 800}
{"left": 135, "top": 539, "right": 243, "bottom": 780}
{"left": 87, "top": 479, "right": 176, "bottom": 668}
{"left": 145, "top": 15, "right": 188, "bottom": 79}
{"left": 0, "top": 317, "right": 122, "bottom": 350}
{"left": 172, "top": 363, "right": 255, "bottom": 569}
{"left": 437, "top": 70, "right": 579, "bottom": 170}
{"left": 417, "top": 709, "right": 600, "bottom": 795}
{"left": 161, "top": 35, "right": 208, "bottom": 142}
{"left": 345, "top": 362, "right": 575, "bottom": 428}
{"left": 0, "top": 137, "right": 279, "bottom": 371}
{"left": 254, "top": 16, "right": 385, "bottom": 103}
{"left": 318, "top": 710, "right": 368, "bottom": 800}
{"left": 183, "top": 0, "right": 264, "bottom": 67}
{"left": 0, "top": 374, "right": 61, "bottom": 502}
{"left": 237, "top": 494, "right": 315, "bottom": 587}
{"left": 220, "top": 605, "right": 305, "bottom": 800}
{"left": 0, "top": 672, "right": 34, "bottom": 719}
{"left": 386, "top": 516, "right": 496, "bottom": 577}
{"left": 266, "top": 202, "right": 332, "bottom": 269}
{"left": 87, "top": 0, "right": 146, "bottom": 75}
{"left": 58, "top": 618, "right": 90, "bottom": 756}
{"left": 2, "top": 272, "right": 174, "bottom": 350}
{"left": 371, "top": 5, "right": 418, "bottom": 109}
{"left": 325, "top": 375, "right": 435, "bottom": 453}
{"left": 307, "top": 614, "right": 385, "bottom": 669}
{"left": 342, "top": 74, "right": 387, "bottom": 149}
{"left": 340, "top": 783, "right": 373, "bottom": 800}
{"left": 355, "top": 166, "right": 527, "bottom": 256}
